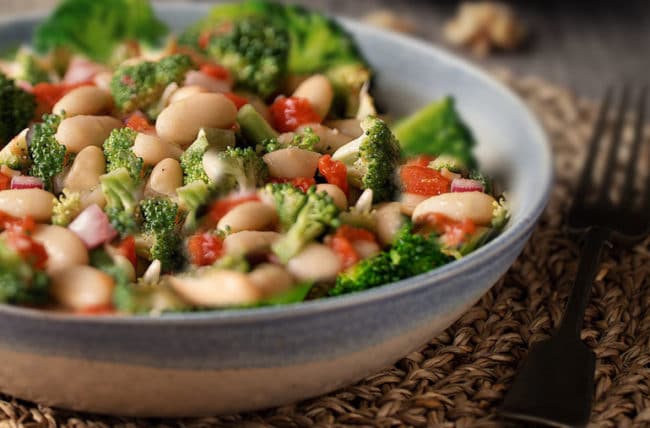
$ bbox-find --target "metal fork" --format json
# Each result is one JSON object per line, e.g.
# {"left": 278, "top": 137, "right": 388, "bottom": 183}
{"left": 499, "top": 86, "right": 648, "bottom": 427}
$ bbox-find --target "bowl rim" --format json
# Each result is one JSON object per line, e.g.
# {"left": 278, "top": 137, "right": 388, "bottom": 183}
{"left": 0, "top": 3, "right": 553, "bottom": 325}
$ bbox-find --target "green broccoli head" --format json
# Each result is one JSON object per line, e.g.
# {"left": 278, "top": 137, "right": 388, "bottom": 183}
{"left": 180, "top": 128, "right": 236, "bottom": 185}
{"left": 325, "top": 63, "right": 371, "bottom": 118}
{"left": 110, "top": 54, "right": 194, "bottom": 116}
{"left": 206, "top": 147, "right": 268, "bottom": 192}
{"left": 264, "top": 182, "right": 307, "bottom": 231}
{"left": 15, "top": 49, "right": 50, "bottom": 85}
{"left": 0, "top": 239, "right": 49, "bottom": 305}
{"left": 207, "top": 17, "right": 289, "bottom": 98}
{"left": 271, "top": 186, "right": 340, "bottom": 263}
{"left": 100, "top": 167, "right": 140, "bottom": 236}
{"left": 52, "top": 189, "right": 82, "bottom": 226}
{"left": 330, "top": 223, "right": 449, "bottom": 296}
{"left": 331, "top": 116, "right": 400, "bottom": 202}
{"left": 34, "top": 0, "right": 168, "bottom": 63}
{"left": 136, "top": 197, "right": 182, "bottom": 272}
{"left": 28, "top": 113, "right": 70, "bottom": 191}
{"left": 0, "top": 73, "right": 36, "bottom": 148}
{"left": 103, "top": 127, "right": 147, "bottom": 181}
{"left": 257, "top": 127, "right": 319, "bottom": 154}
{"left": 429, "top": 154, "right": 467, "bottom": 174}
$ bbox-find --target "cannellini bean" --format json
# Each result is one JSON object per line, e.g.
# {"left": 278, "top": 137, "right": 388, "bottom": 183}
{"left": 412, "top": 191, "right": 497, "bottom": 226}
{"left": 399, "top": 192, "right": 427, "bottom": 216}
{"left": 147, "top": 158, "right": 183, "bottom": 197}
{"left": 223, "top": 231, "right": 281, "bottom": 256}
{"left": 292, "top": 74, "right": 333, "bottom": 118}
{"left": 32, "top": 225, "right": 89, "bottom": 273}
{"left": 51, "top": 265, "right": 115, "bottom": 311}
{"left": 169, "top": 85, "right": 207, "bottom": 104}
{"left": 297, "top": 124, "right": 354, "bottom": 153}
{"left": 0, "top": 189, "right": 54, "bottom": 221}
{"left": 217, "top": 201, "right": 278, "bottom": 233}
{"left": 132, "top": 133, "right": 183, "bottom": 165}
{"left": 52, "top": 86, "right": 112, "bottom": 117}
{"left": 170, "top": 270, "right": 261, "bottom": 307}
{"left": 325, "top": 119, "right": 363, "bottom": 138}
{"left": 248, "top": 263, "right": 295, "bottom": 297}
{"left": 156, "top": 93, "right": 238, "bottom": 146}
{"left": 352, "top": 240, "right": 381, "bottom": 259}
{"left": 64, "top": 146, "right": 105, "bottom": 191}
{"left": 79, "top": 187, "right": 106, "bottom": 209}
{"left": 263, "top": 147, "right": 321, "bottom": 178}
{"left": 184, "top": 70, "right": 231, "bottom": 93}
{"left": 316, "top": 183, "right": 347, "bottom": 210}
{"left": 287, "top": 243, "right": 342, "bottom": 282}
{"left": 375, "top": 202, "right": 406, "bottom": 246}
{"left": 55, "top": 115, "right": 122, "bottom": 153}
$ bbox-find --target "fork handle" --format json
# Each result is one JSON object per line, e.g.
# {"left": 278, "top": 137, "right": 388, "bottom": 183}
{"left": 559, "top": 227, "right": 610, "bottom": 338}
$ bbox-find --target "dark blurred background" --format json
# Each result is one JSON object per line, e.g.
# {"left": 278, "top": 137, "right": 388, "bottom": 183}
{"left": 2, "top": 0, "right": 648, "bottom": 98}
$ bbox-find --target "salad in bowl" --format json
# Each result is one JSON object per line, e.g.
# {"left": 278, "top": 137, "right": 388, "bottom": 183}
{"left": 0, "top": 0, "right": 508, "bottom": 315}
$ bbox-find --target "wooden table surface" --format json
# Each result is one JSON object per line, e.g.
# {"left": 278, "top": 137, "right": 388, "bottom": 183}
{"left": 1, "top": 0, "right": 648, "bottom": 99}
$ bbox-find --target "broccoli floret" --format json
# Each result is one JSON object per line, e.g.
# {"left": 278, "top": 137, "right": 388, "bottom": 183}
{"left": 237, "top": 104, "right": 278, "bottom": 146}
{"left": 0, "top": 129, "right": 30, "bottom": 171}
{"left": 177, "top": 180, "right": 211, "bottom": 233}
{"left": 103, "top": 127, "right": 147, "bottom": 181}
{"left": 28, "top": 113, "right": 70, "bottom": 191}
{"left": 213, "top": 254, "right": 250, "bottom": 272}
{"left": 100, "top": 167, "right": 140, "bottom": 236}
{"left": 180, "top": 128, "right": 236, "bottom": 185}
{"left": 205, "top": 147, "right": 268, "bottom": 192}
{"left": 136, "top": 198, "right": 181, "bottom": 272}
{"left": 34, "top": 0, "right": 168, "bottom": 63}
{"left": 0, "top": 74, "right": 36, "bottom": 147}
{"left": 51, "top": 189, "right": 82, "bottom": 226}
{"left": 89, "top": 247, "right": 132, "bottom": 287}
{"left": 206, "top": 17, "right": 289, "bottom": 98}
{"left": 429, "top": 155, "right": 467, "bottom": 174}
{"left": 271, "top": 186, "right": 339, "bottom": 263}
{"left": 330, "top": 223, "right": 449, "bottom": 296}
{"left": 113, "top": 280, "right": 190, "bottom": 314}
{"left": 289, "top": 127, "right": 319, "bottom": 151}
{"left": 325, "top": 63, "right": 372, "bottom": 118}
{"left": 15, "top": 49, "right": 50, "bottom": 85}
{"left": 331, "top": 116, "right": 400, "bottom": 202}
{"left": 393, "top": 97, "right": 477, "bottom": 168}
{"left": 0, "top": 239, "right": 49, "bottom": 305}
{"left": 110, "top": 54, "right": 194, "bottom": 116}
{"left": 265, "top": 182, "right": 308, "bottom": 231}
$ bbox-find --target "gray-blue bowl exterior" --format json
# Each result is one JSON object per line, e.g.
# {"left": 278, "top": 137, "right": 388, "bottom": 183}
{"left": 0, "top": 4, "right": 553, "bottom": 416}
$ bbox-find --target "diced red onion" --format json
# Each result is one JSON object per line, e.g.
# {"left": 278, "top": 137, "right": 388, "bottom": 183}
{"left": 450, "top": 178, "right": 484, "bottom": 193}
{"left": 68, "top": 204, "right": 118, "bottom": 249}
{"left": 10, "top": 175, "right": 44, "bottom": 190}
{"left": 184, "top": 70, "right": 230, "bottom": 93}
{"left": 63, "top": 57, "right": 109, "bottom": 84}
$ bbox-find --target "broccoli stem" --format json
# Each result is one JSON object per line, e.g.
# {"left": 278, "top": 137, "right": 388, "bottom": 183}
{"left": 237, "top": 104, "right": 278, "bottom": 145}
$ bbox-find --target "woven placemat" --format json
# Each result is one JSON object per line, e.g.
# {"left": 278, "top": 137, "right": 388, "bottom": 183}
{"left": 2, "top": 73, "right": 650, "bottom": 428}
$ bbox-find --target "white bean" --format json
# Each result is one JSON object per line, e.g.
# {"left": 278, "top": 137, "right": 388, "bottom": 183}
{"left": 292, "top": 74, "right": 333, "bottom": 118}
{"left": 287, "top": 243, "right": 341, "bottom": 282}
{"left": 399, "top": 192, "right": 427, "bottom": 216}
{"left": 184, "top": 70, "right": 231, "bottom": 93}
{"left": 412, "top": 191, "right": 497, "bottom": 226}
{"left": 217, "top": 201, "right": 278, "bottom": 233}
{"left": 79, "top": 187, "right": 106, "bottom": 209}
{"left": 64, "top": 146, "right": 106, "bottom": 191}
{"left": 375, "top": 202, "right": 405, "bottom": 246}
{"left": 316, "top": 183, "right": 348, "bottom": 210}
{"left": 297, "top": 124, "right": 354, "bottom": 153}
{"left": 325, "top": 119, "right": 363, "bottom": 138}
{"left": 156, "top": 93, "right": 238, "bottom": 146}
{"left": 0, "top": 189, "right": 54, "bottom": 221}
{"left": 169, "top": 85, "right": 207, "bottom": 104}
{"left": 32, "top": 225, "right": 89, "bottom": 274}
{"left": 263, "top": 147, "right": 321, "bottom": 178}
{"left": 55, "top": 115, "right": 122, "bottom": 153}
{"left": 170, "top": 270, "right": 261, "bottom": 307}
{"left": 147, "top": 158, "right": 183, "bottom": 197}
{"left": 132, "top": 133, "right": 183, "bottom": 165}
{"left": 52, "top": 86, "right": 112, "bottom": 117}
{"left": 51, "top": 265, "right": 115, "bottom": 311}
{"left": 248, "top": 263, "right": 295, "bottom": 297}
{"left": 223, "top": 231, "right": 281, "bottom": 256}
{"left": 352, "top": 240, "right": 381, "bottom": 259}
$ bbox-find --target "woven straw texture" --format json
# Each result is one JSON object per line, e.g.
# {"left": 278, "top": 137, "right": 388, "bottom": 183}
{"left": 2, "top": 73, "right": 650, "bottom": 428}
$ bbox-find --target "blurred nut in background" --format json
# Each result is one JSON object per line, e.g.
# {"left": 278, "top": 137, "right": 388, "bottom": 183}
{"left": 444, "top": 2, "right": 527, "bottom": 57}
{"left": 362, "top": 10, "right": 417, "bottom": 34}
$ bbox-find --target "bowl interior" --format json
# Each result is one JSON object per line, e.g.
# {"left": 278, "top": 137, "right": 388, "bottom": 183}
{"left": 0, "top": 4, "right": 552, "bottom": 322}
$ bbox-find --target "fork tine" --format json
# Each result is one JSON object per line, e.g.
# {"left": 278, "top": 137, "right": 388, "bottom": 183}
{"left": 621, "top": 87, "right": 648, "bottom": 208}
{"left": 597, "top": 85, "right": 629, "bottom": 202}
{"left": 573, "top": 87, "right": 613, "bottom": 200}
